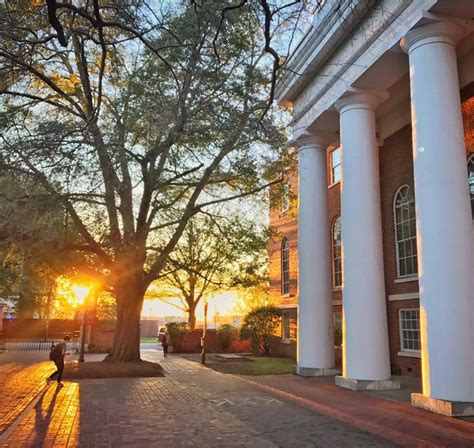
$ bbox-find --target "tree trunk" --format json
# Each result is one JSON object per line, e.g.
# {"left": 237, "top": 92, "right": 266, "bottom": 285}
{"left": 106, "top": 280, "right": 145, "bottom": 362}
{"left": 188, "top": 301, "right": 197, "bottom": 331}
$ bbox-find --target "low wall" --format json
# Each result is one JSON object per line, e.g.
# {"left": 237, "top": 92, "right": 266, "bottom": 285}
{"left": 176, "top": 329, "right": 220, "bottom": 353}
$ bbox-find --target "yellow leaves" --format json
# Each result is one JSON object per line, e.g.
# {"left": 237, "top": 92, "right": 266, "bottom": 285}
{"left": 32, "top": 71, "right": 81, "bottom": 95}
{"left": 50, "top": 72, "right": 81, "bottom": 94}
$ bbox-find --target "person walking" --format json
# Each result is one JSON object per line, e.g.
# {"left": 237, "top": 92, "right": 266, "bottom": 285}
{"left": 47, "top": 334, "right": 70, "bottom": 387}
{"left": 161, "top": 331, "right": 170, "bottom": 358}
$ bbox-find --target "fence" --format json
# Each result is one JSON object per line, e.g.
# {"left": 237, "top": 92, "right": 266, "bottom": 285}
{"left": 0, "top": 332, "right": 80, "bottom": 353}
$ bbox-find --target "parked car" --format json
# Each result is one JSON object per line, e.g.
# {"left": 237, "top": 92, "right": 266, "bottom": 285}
{"left": 157, "top": 326, "right": 166, "bottom": 342}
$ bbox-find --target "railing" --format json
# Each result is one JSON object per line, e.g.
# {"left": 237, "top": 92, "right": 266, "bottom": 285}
{"left": 0, "top": 336, "right": 80, "bottom": 353}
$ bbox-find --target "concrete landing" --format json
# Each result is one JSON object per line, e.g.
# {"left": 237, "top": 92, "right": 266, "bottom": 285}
{"left": 411, "top": 393, "right": 474, "bottom": 417}
{"left": 336, "top": 376, "right": 401, "bottom": 391}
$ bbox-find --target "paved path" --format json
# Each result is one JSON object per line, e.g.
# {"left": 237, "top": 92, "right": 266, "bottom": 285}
{"left": 0, "top": 354, "right": 53, "bottom": 436}
{"left": 1, "top": 350, "right": 473, "bottom": 447}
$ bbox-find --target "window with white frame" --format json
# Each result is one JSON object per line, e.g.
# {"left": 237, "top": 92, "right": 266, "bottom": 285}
{"left": 281, "top": 238, "right": 290, "bottom": 295}
{"left": 330, "top": 148, "right": 342, "bottom": 185}
{"left": 468, "top": 155, "right": 474, "bottom": 220}
{"left": 399, "top": 309, "right": 420, "bottom": 352}
{"left": 281, "top": 182, "right": 290, "bottom": 213}
{"left": 394, "top": 185, "right": 418, "bottom": 278}
{"left": 332, "top": 217, "right": 342, "bottom": 288}
{"left": 281, "top": 311, "right": 290, "bottom": 342}
{"left": 333, "top": 312, "right": 342, "bottom": 330}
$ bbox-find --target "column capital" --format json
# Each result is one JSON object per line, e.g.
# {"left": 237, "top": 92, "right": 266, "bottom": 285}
{"left": 400, "top": 21, "right": 464, "bottom": 55}
{"left": 292, "top": 131, "right": 338, "bottom": 150}
{"left": 335, "top": 90, "right": 389, "bottom": 115}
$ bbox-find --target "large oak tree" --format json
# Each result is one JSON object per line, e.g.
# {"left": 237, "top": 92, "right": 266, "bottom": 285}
{"left": 0, "top": 0, "right": 306, "bottom": 361}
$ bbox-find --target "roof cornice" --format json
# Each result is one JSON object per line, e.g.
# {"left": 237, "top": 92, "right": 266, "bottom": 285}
{"left": 276, "top": 0, "right": 377, "bottom": 104}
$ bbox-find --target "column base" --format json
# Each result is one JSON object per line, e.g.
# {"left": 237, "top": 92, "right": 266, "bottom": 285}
{"left": 411, "top": 393, "right": 474, "bottom": 417}
{"left": 335, "top": 375, "right": 401, "bottom": 391}
{"left": 296, "top": 366, "right": 341, "bottom": 377}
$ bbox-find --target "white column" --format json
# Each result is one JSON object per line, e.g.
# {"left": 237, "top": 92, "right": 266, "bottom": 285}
{"left": 402, "top": 22, "right": 474, "bottom": 406}
{"left": 335, "top": 92, "right": 397, "bottom": 390}
{"left": 296, "top": 133, "right": 338, "bottom": 376}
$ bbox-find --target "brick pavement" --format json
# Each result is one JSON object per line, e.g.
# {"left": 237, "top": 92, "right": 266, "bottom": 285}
{"left": 0, "top": 360, "right": 54, "bottom": 436}
{"left": 1, "top": 351, "right": 473, "bottom": 447}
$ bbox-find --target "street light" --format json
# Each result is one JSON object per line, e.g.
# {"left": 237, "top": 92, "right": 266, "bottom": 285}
{"left": 201, "top": 300, "right": 208, "bottom": 365}
{"left": 74, "top": 285, "right": 91, "bottom": 363}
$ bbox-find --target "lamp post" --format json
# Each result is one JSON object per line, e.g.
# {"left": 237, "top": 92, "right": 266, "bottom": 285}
{"left": 201, "top": 301, "right": 208, "bottom": 365}
{"left": 75, "top": 286, "right": 90, "bottom": 363}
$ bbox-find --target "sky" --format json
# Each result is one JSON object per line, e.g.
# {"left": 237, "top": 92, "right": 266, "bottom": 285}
{"left": 141, "top": 291, "right": 240, "bottom": 319}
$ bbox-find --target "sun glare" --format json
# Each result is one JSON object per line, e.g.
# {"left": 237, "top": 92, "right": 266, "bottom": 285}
{"left": 72, "top": 285, "right": 91, "bottom": 305}
{"left": 55, "top": 277, "right": 93, "bottom": 308}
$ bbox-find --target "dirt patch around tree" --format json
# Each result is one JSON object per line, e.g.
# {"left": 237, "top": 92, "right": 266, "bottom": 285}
{"left": 63, "top": 360, "right": 164, "bottom": 379}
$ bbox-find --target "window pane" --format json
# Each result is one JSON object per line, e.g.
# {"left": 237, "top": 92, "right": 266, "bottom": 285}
{"left": 398, "top": 242, "right": 405, "bottom": 258}
{"left": 409, "top": 219, "right": 416, "bottom": 238}
{"left": 396, "top": 224, "right": 403, "bottom": 240}
{"left": 399, "top": 259, "right": 406, "bottom": 277}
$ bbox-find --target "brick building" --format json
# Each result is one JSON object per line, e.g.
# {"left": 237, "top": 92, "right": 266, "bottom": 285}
{"left": 269, "top": 0, "right": 474, "bottom": 416}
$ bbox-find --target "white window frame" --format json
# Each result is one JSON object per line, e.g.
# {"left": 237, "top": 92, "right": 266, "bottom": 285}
{"left": 468, "top": 154, "right": 474, "bottom": 220}
{"left": 399, "top": 308, "right": 421, "bottom": 354}
{"left": 329, "top": 148, "right": 342, "bottom": 186}
{"left": 280, "top": 182, "right": 290, "bottom": 214}
{"left": 332, "top": 216, "right": 342, "bottom": 289}
{"left": 281, "top": 238, "right": 290, "bottom": 296}
{"left": 393, "top": 185, "right": 418, "bottom": 279}
{"left": 281, "top": 311, "right": 291, "bottom": 343}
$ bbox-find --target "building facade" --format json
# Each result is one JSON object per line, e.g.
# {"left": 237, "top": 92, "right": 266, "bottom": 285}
{"left": 269, "top": 0, "right": 474, "bottom": 416}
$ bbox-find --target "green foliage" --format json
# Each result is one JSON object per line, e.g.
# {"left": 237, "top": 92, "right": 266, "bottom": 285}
{"left": 239, "top": 306, "right": 281, "bottom": 355}
{"left": 217, "top": 324, "right": 238, "bottom": 351}
{"left": 165, "top": 322, "right": 189, "bottom": 352}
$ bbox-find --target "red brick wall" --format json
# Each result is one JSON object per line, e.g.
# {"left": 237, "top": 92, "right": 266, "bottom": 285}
{"left": 379, "top": 124, "right": 421, "bottom": 376}
{"left": 177, "top": 329, "right": 220, "bottom": 353}
{"left": 269, "top": 170, "right": 299, "bottom": 306}
{"left": 462, "top": 82, "right": 474, "bottom": 154}
{"left": 386, "top": 300, "right": 421, "bottom": 376}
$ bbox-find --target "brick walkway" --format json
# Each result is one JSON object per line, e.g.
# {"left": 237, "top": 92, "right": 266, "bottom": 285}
{"left": 0, "top": 360, "right": 53, "bottom": 436}
{"left": 1, "top": 351, "right": 473, "bottom": 447}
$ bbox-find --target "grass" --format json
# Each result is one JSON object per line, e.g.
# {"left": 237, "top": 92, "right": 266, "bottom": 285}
{"left": 209, "top": 356, "right": 295, "bottom": 375}
{"left": 140, "top": 337, "right": 158, "bottom": 343}
{"left": 63, "top": 360, "right": 164, "bottom": 379}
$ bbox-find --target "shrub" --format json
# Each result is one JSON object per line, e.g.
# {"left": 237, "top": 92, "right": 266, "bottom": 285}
{"left": 239, "top": 306, "right": 281, "bottom": 355}
{"left": 217, "top": 324, "right": 238, "bottom": 351}
{"left": 165, "top": 322, "right": 189, "bottom": 352}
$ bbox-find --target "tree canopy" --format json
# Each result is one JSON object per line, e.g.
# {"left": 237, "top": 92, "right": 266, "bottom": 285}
{"left": 0, "top": 0, "right": 308, "bottom": 360}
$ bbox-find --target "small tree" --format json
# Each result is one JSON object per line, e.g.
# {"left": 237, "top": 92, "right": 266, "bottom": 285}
{"left": 217, "top": 324, "right": 238, "bottom": 352}
{"left": 165, "top": 322, "right": 189, "bottom": 353}
{"left": 155, "top": 213, "right": 268, "bottom": 330}
{"left": 240, "top": 306, "right": 281, "bottom": 355}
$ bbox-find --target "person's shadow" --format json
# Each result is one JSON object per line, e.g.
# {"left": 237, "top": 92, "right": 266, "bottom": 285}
{"left": 30, "top": 385, "right": 62, "bottom": 446}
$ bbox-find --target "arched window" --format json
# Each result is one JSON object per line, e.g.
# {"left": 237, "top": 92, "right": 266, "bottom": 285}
{"left": 281, "top": 238, "right": 290, "bottom": 295}
{"left": 394, "top": 185, "right": 418, "bottom": 278}
{"left": 468, "top": 155, "right": 474, "bottom": 220}
{"left": 332, "top": 217, "right": 342, "bottom": 288}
